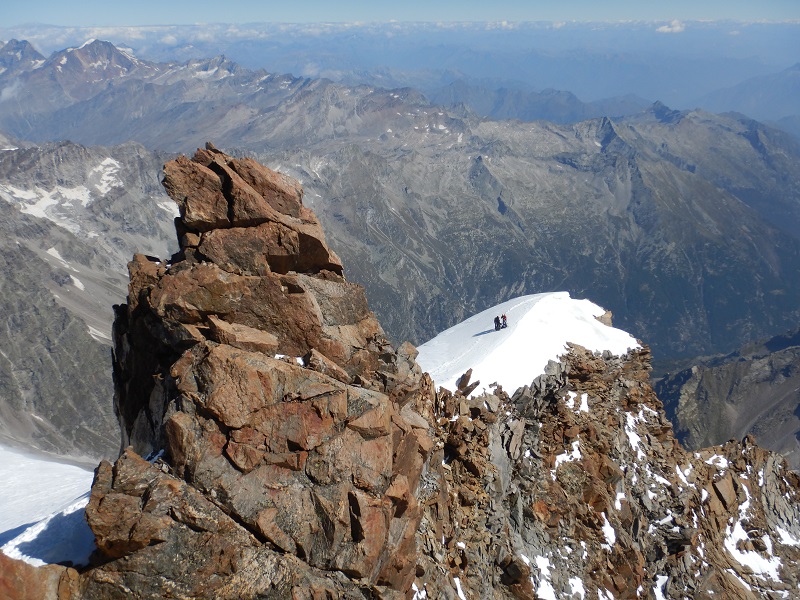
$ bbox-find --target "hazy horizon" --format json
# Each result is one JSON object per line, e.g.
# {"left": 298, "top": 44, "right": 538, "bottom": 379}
{"left": 5, "top": 0, "right": 800, "bottom": 28}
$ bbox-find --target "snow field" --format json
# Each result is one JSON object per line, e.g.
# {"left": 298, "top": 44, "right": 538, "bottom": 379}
{"left": 0, "top": 445, "right": 95, "bottom": 567}
{"left": 416, "top": 292, "right": 639, "bottom": 396}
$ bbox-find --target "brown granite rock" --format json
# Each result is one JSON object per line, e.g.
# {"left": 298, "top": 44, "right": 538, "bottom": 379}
{"left": 80, "top": 145, "right": 434, "bottom": 598}
{"left": 162, "top": 154, "right": 230, "bottom": 232}
{"left": 0, "top": 553, "right": 76, "bottom": 600}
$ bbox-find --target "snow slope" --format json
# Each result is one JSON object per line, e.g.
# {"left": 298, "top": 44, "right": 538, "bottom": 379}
{"left": 0, "top": 444, "right": 95, "bottom": 567}
{"left": 416, "top": 292, "right": 639, "bottom": 395}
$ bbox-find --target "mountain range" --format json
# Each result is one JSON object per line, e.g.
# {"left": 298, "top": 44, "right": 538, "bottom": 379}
{"left": 2, "top": 20, "right": 797, "bottom": 119}
{"left": 0, "top": 38, "right": 799, "bottom": 467}
{"left": 4, "top": 148, "right": 800, "bottom": 599}
{"left": 2, "top": 39, "right": 799, "bottom": 352}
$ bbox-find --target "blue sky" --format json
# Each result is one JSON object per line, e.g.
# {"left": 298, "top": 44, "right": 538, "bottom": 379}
{"left": 5, "top": 0, "right": 800, "bottom": 26}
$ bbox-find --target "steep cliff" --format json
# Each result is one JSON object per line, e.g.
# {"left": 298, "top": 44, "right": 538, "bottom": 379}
{"left": 4, "top": 147, "right": 799, "bottom": 599}
{"left": 656, "top": 327, "right": 800, "bottom": 470}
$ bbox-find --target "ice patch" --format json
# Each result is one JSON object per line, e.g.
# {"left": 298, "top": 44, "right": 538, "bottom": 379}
{"left": 625, "top": 413, "right": 646, "bottom": 460}
{"left": 0, "top": 445, "right": 93, "bottom": 533}
{"left": 69, "top": 275, "right": 85, "bottom": 291}
{"left": 675, "top": 463, "right": 693, "bottom": 487}
{"left": 535, "top": 556, "right": 556, "bottom": 600}
{"left": 569, "top": 576, "right": 586, "bottom": 599}
{"left": 652, "top": 473, "right": 672, "bottom": 487}
{"left": 454, "top": 577, "right": 467, "bottom": 600}
{"left": 193, "top": 66, "right": 220, "bottom": 79}
{"left": 46, "top": 247, "right": 65, "bottom": 262}
{"left": 601, "top": 512, "right": 616, "bottom": 549}
{"left": 552, "top": 441, "right": 581, "bottom": 480}
{"left": 2, "top": 494, "right": 95, "bottom": 568}
{"left": 723, "top": 485, "right": 782, "bottom": 581}
{"left": 1, "top": 182, "right": 93, "bottom": 231}
{"left": 776, "top": 527, "right": 800, "bottom": 547}
{"left": 90, "top": 157, "right": 123, "bottom": 195}
{"left": 705, "top": 454, "right": 729, "bottom": 470}
{"left": 87, "top": 325, "right": 112, "bottom": 343}
{"left": 654, "top": 575, "right": 668, "bottom": 599}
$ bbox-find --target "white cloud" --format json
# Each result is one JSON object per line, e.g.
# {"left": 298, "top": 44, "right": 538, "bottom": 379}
{"left": 0, "top": 80, "right": 21, "bottom": 102}
{"left": 301, "top": 62, "right": 320, "bottom": 77}
{"left": 656, "top": 19, "right": 685, "bottom": 33}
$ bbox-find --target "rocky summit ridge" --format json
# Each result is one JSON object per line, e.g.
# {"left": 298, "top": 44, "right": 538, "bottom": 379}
{"left": 3, "top": 147, "right": 800, "bottom": 599}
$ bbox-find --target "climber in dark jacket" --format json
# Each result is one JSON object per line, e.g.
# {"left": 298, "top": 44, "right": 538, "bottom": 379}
{"left": 494, "top": 315, "right": 501, "bottom": 331}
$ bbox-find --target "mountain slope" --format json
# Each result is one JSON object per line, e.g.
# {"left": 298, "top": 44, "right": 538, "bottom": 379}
{"left": 656, "top": 327, "right": 800, "bottom": 469}
{"left": 699, "top": 63, "right": 800, "bottom": 122}
{"left": 0, "top": 141, "right": 177, "bottom": 460}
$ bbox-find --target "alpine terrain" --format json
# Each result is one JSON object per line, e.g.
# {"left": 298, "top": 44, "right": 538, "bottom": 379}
{"left": 1, "top": 39, "right": 799, "bottom": 361}
{"left": 2, "top": 36, "right": 800, "bottom": 477}
{"left": 2, "top": 149, "right": 799, "bottom": 599}
{"left": 656, "top": 328, "right": 800, "bottom": 470}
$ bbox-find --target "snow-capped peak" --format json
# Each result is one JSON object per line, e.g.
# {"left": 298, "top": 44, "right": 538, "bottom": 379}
{"left": 416, "top": 292, "right": 639, "bottom": 395}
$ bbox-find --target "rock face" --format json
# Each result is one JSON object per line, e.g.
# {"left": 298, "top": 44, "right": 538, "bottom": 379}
{"left": 82, "top": 144, "right": 435, "bottom": 597}
{"left": 412, "top": 345, "right": 800, "bottom": 599}
{"left": 656, "top": 327, "right": 800, "bottom": 470}
{"left": 7, "top": 147, "right": 800, "bottom": 599}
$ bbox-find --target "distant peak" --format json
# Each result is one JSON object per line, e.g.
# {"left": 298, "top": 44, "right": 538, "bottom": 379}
{"left": 648, "top": 100, "right": 684, "bottom": 124}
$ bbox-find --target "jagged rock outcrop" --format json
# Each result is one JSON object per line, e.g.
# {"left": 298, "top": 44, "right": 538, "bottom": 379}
{"left": 5, "top": 146, "right": 800, "bottom": 599}
{"left": 73, "top": 144, "right": 435, "bottom": 597}
{"left": 412, "top": 345, "right": 800, "bottom": 599}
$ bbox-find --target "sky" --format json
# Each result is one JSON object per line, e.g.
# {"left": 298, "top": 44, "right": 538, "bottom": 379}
{"left": 5, "top": 0, "right": 800, "bottom": 27}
